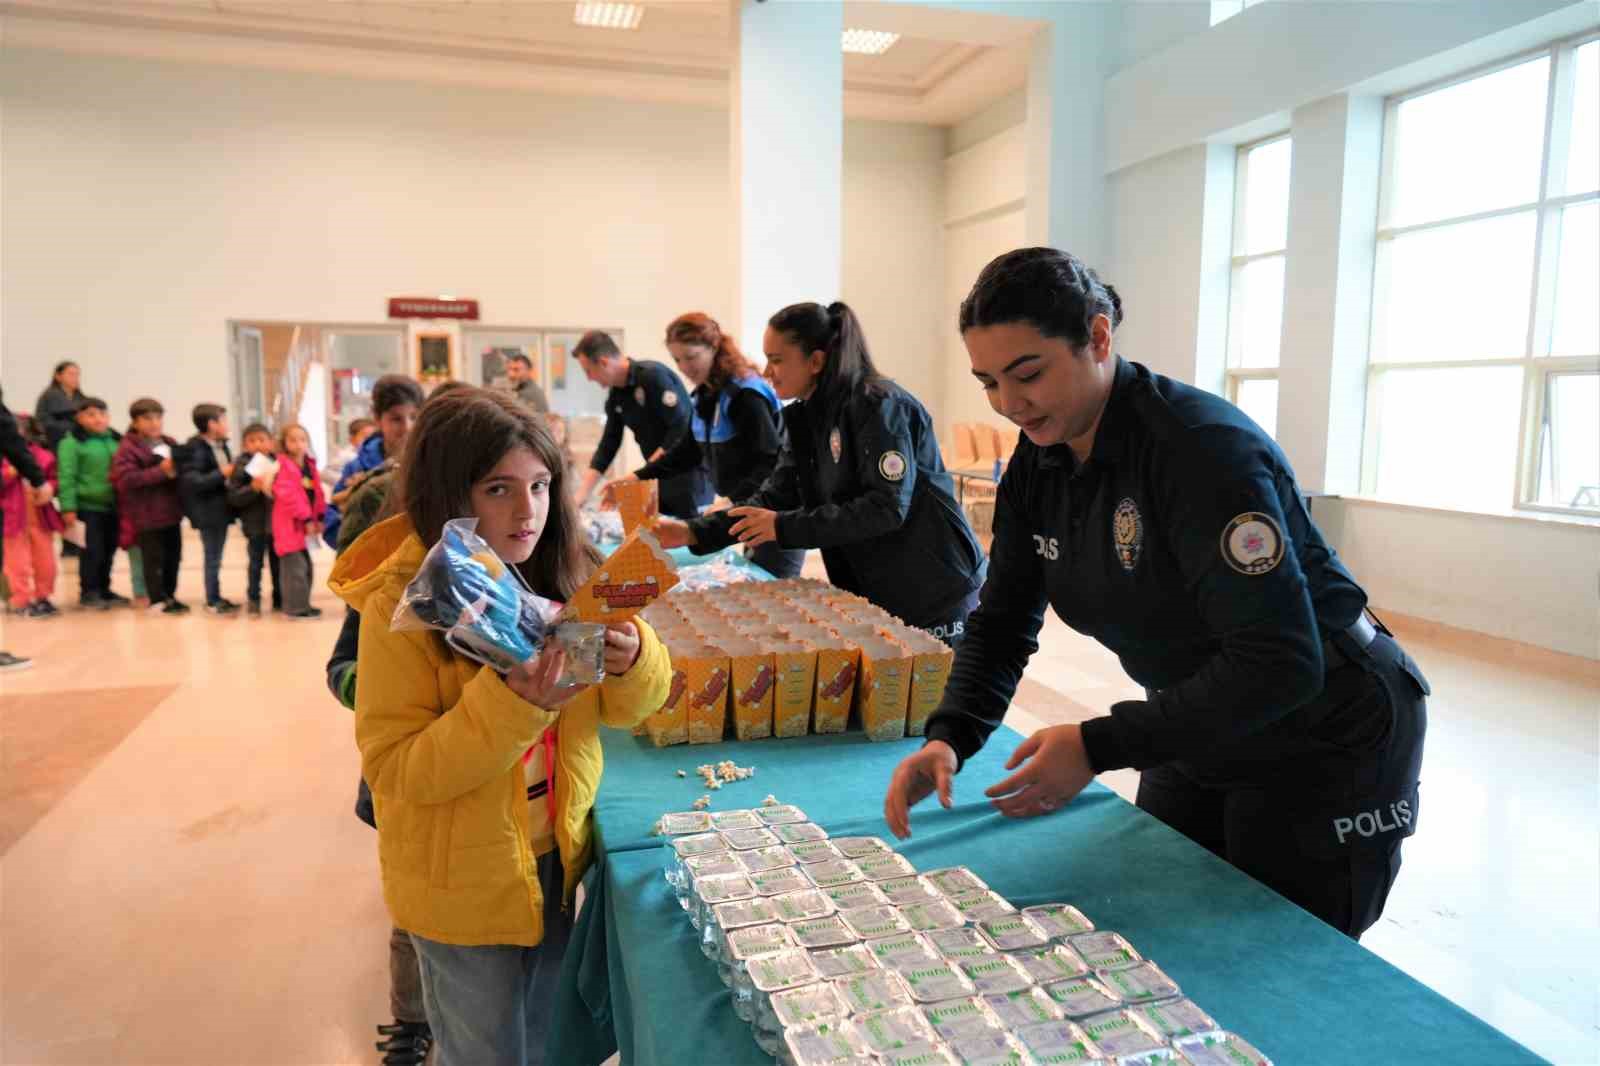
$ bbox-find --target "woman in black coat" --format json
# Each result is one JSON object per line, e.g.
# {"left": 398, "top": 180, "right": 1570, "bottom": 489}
{"left": 34, "top": 361, "right": 83, "bottom": 452}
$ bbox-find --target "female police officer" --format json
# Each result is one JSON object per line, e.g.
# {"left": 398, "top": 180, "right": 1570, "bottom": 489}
{"left": 655, "top": 301, "right": 986, "bottom": 643}
{"left": 884, "top": 248, "right": 1428, "bottom": 938}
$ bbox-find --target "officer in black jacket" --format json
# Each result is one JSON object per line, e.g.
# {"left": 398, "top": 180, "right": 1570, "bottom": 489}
{"left": 571, "top": 330, "right": 712, "bottom": 520}
{"left": 884, "top": 248, "right": 1428, "bottom": 939}
{"left": 660, "top": 302, "right": 986, "bottom": 642}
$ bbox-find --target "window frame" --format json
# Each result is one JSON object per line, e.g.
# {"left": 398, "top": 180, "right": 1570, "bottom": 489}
{"left": 1223, "top": 132, "right": 1291, "bottom": 429}
{"left": 1363, "top": 31, "right": 1600, "bottom": 517}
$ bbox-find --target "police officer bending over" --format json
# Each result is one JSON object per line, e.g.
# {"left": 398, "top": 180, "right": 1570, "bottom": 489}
{"left": 883, "top": 248, "right": 1428, "bottom": 938}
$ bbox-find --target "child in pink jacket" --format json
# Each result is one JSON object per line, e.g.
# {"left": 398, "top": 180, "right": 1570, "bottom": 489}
{"left": 1, "top": 416, "right": 65, "bottom": 617}
{"left": 272, "top": 424, "right": 327, "bottom": 621}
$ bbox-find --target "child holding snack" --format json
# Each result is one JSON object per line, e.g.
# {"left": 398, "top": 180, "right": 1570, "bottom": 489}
{"left": 329, "top": 386, "right": 670, "bottom": 1066}
{"left": 227, "top": 422, "right": 281, "bottom": 616}
{"left": 272, "top": 423, "right": 325, "bottom": 620}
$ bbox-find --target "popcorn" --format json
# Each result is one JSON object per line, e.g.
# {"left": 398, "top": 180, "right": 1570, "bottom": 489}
{"left": 763, "top": 795, "right": 779, "bottom": 806}
{"left": 693, "top": 795, "right": 712, "bottom": 811}
{"left": 677, "top": 770, "right": 687, "bottom": 778}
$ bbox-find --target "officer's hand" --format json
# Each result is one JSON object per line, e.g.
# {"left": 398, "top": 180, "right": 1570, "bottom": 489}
{"left": 984, "top": 724, "right": 1094, "bottom": 818}
{"left": 598, "top": 475, "right": 637, "bottom": 511}
{"left": 728, "top": 506, "right": 779, "bottom": 548}
{"left": 884, "top": 740, "right": 958, "bottom": 840}
{"left": 653, "top": 518, "right": 693, "bottom": 549}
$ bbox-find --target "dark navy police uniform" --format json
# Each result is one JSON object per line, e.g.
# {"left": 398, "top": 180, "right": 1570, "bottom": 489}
{"left": 695, "top": 381, "right": 987, "bottom": 643}
{"left": 925, "top": 358, "right": 1427, "bottom": 937}
{"left": 589, "top": 359, "right": 712, "bottom": 519}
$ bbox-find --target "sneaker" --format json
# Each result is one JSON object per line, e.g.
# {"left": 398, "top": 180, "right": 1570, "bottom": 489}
{"left": 375, "top": 1019, "right": 432, "bottom": 1065}
{"left": 204, "top": 601, "right": 239, "bottom": 615}
{"left": 100, "top": 591, "right": 131, "bottom": 608}
{"left": 79, "top": 595, "right": 112, "bottom": 612}
{"left": 286, "top": 607, "right": 323, "bottom": 621}
{"left": 0, "top": 650, "right": 33, "bottom": 672}
{"left": 163, "top": 600, "right": 192, "bottom": 615}
{"left": 33, "top": 601, "right": 60, "bottom": 618}
{"left": 218, "top": 598, "right": 242, "bottom": 611}
{"left": 22, "top": 602, "right": 51, "bottom": 619}
{"left": 247, "top": 600, "right": 262, "bottom": 617}
{"left": 148, "top": 599, "right": 169, "bottom": 613}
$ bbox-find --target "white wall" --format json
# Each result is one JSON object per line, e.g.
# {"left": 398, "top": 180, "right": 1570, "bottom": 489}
{"left": 0, "top": 46, "right": 944, "bottom": 442}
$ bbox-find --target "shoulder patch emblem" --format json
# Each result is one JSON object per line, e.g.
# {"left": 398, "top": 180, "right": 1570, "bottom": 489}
{"left": 1221, "top": 512, "right": 1284, "bottom": 575}
{"left": 829, "top": 427, "right": 842, "bottom": 464}
{"left": 878, "top": 450, "right": 907, "bottom": 482}
{"left": 634, "top": 386, "right": 646, "bottom": 406}
{"left": 1112, "top": 498, "right": 1143, "bottom": 573}
{"left": 662, "top": 390, "right": 678, "bottom": 408}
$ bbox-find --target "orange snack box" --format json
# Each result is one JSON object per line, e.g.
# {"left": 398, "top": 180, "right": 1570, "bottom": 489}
{"left": 808, "top": 630, "right": 860, "bottom": 735}
{"left": 613, "top": 479, "right": 659, "bottom": 537}
{"left": 679, "top": 642, "right": 731, "bottom": 744}
{"left": 566, "top": 528, "right": 679, "bottom": 624}
{"left": 643, "top": 637, "right": 693, "bottom": 747}
{"left": 724, "top": 637, "right": 776, "bottom": 741}
{"left": 883, "top": 625, "right": 955, "bottom": 737}
{"left": 855, "top": 634, "right": 914, "bottom": 741}
{"left": 770, "top": 639, "right": 817, "bottom": 738}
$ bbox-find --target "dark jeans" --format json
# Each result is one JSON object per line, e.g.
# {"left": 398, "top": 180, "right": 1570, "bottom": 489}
{"left": 198, "top": 524, "right": 229, "bottom": 605}
{"left": 246, "top": 534, "right": 281, "bottom": 607}
{"left": 748, "top": 541, "right": 806, "bottom": 580}
{"left": 1136, "top": 631, "right": 1429, "bottom": 939}
{"left": 280, "top": 549, "right": 312, "bottom": 612}
{"left": 136, "top": 526, "right": 182, "bottom": 604}
{"left": 79, "top": 509, "right": 119, "bottom": 599}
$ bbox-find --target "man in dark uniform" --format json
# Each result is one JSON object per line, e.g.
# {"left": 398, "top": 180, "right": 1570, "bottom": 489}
{"left": 885, "top": 247, "right": 1428, "bottom": 939}
{"left": 570, "top": 330, "right": 711, "bottom": 519}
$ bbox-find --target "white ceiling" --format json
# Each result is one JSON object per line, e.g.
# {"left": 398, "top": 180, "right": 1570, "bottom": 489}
{"left": 0, "top": 0, "right": 1040, "bottom": 124}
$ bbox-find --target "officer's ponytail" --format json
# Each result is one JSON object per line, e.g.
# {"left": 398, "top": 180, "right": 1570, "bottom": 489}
{"left": 769, "top": 300, "right": 888, "bottom": 409}
{"left": 958, "top": 247, "right": 1124, "bottom": 349}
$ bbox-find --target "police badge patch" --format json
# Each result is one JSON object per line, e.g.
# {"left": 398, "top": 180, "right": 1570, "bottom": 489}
{"left": 1221, "top": 512, "right": 1284, "bottom": 575}
{"left": 662, "top": 390, "right": 678, "bottom": 408}
{"left": 829, "top": 427, "right": 842, "bottom": 463}
{"left": 1113, "top": 498, "right": 1143, "bottom": 572}
{"left": 634, "top": 386, "right": 646, "bottom": 406}
{"left": 878, "top": 451, "right": 907, "bottom": 482}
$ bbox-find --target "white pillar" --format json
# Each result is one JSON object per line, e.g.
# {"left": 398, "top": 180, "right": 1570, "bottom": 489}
{"left": 1024, "top": 10, "right": 1111, "bottom": 267}
{"left": 1278, "top": 93, "right": 1384, "bottom": 494}
{"left": 730, "top": 0, "right": 842, "bottom": 356}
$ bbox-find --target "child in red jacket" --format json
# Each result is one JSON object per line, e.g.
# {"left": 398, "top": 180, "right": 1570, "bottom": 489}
{"left": 110, "top": 398, "right": 187, "bottom": 614}
{"left": 1, "top": 415, "right": 65, "bottom": 617}
{"left": 273, "top": 424, "right": 327, "bottom": 620}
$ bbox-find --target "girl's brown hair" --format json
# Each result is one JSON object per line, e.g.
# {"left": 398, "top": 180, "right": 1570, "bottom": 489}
{"left": 665, "top": 312, "right": 760, "bottom": 393}
{"left": 398, "top": 386, "right": 600, "bottom": 601}
{"left": 278, "top": 423, "right": 310, "bottom": 454}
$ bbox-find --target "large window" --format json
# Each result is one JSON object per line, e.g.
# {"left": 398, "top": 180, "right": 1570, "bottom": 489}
{"left": 1225, "top": 134, "right": 1292, "bottom": 440}
{"left": 1210, "top": 0, "right": 1269, "bottom": 27}
{"left": 1365, "top": 36, "right": 1599, "bottom": 515}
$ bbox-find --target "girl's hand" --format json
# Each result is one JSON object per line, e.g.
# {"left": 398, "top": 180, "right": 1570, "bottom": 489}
{"left": 727, "top": 506, "right": 779, "bottom": 548}
{"left": 505, "top": 646, "right": 584, "bottom": 709}
{"left": 603, "top": 621, "right": 642, "bottom": 675}
{"left": 653, "top": 518, "right": 692, "bottom": 549}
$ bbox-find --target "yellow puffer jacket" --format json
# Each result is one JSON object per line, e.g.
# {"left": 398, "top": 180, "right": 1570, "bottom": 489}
{"left": 329, "top": 514, "right": 670, "bottom": 948}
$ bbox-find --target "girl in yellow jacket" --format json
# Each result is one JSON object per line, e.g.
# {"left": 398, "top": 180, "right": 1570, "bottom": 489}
{"left": 330, "top": 387, "right": 670, "bottom": 1066}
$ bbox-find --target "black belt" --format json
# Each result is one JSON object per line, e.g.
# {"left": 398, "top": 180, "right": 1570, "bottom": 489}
{"left": 1323, "top": 612, "right": 1379, "bottom": 672}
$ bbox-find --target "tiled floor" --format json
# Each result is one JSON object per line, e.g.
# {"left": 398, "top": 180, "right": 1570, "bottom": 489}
{"left": 2, "top": 535, "right": 1595, "bottom": 1064}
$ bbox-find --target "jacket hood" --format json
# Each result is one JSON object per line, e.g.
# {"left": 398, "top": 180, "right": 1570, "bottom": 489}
{"left": 328, "top": 512, "right": 423, "bottom": 613}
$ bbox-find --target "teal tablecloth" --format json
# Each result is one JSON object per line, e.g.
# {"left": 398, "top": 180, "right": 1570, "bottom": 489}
{"left": 549, "top": 730, "right": 1540, "bottom": 1066}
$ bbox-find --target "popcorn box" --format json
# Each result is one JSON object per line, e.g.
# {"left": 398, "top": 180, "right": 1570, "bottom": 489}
{"left": 645, "top": 638, "right": 692, "bottom": 747}
{"left": 567, "top": 529, "right": 679, "bottom": 624}
{"left": 725, "top": 637, "right": 776, "bottom": 741}
{"left": 855, "top": 635, "right": 914, "bottom": 741}
{"left": 809, "top": 631, "right": 860, "bottom": 735}
{"left": 770, "top": 639, "right": 818, "bottom": 738}
{"left": 680, "top": 643, "right": 731, "bottom": 744}
{"left": 884, "top": 626, "right": 955, "bottom": 737}
{"left": 614, "top": 479, "right": 659, "bottom": 537}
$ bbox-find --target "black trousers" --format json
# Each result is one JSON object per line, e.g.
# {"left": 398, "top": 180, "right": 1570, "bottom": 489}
{"left": 136, "top": 526, "right": 182, "bottom": 604}
{"left": 80, "top": 509, "right": 120, "bottom": 598}
{"left": 1136, "top": 630, "right": 1428, "bottom": 939}
{"left": 916, "top": 588, "right": 983, "bottom": 648}
{"left": 245, "top": 534, "right": 281, "bottom": 607}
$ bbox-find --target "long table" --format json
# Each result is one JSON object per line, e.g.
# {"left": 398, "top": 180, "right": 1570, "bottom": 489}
{"left": 547, "top": 729, "right": 1542, "bottom": 1065}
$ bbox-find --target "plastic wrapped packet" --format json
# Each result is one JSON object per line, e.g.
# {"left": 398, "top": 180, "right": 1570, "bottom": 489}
{"left": 959, "top": 954, "right": 1036, "bottom": 996}
{"left": 772, "top": 889, "right": 837, "bottom": 924}
{"left": 805, "top": 859, "right": 868, "bottom": 890}
{"left": 751, "top": 867, "right": 814, "bottom": 897}
{"left": 1068, "top": 932, "right": 1143, "bottom": 972}
{"left": 926, "top": 867, "right": 989, "bottom": 897}
{"left": 1096, "top": 962, "right": 1180, "bottom": 1004}
{"left": 922, "top": 997, "right": 1002, "bottom": 1043}
{"left": 1173, "top": 1032, "right": 1272, "bottom": 1066}
{"left": 833, "top": 970, "right": 914, "bottom": 1015}
{"left": 857, "top": 1007, "right": 940, "bottom": 1054}
{"left": 728, "top": 924, "right": 801, "bottom": 1008}
{"left": 928, "top": 927, "right": 998, "bottom": 963}
{"left": 693, "top": 872, "right": 757, "bottom": 926}
{"left": 676, "top": 851, "right": 744, "bottom": 912}
{"left": 746, "top": 947, "right": 821, "bottom": 1032}
{"left": 739, "top": 846, "right": 799, "bottom": 874}
{"left": 978, "top": 914, "right": 1051, "bottom": 952}
{"left": 771, "top": 982, "right": 853, "bottom": 1030}
{"left": 858, "top": 853, "right": 919, "bottom": 883}
{"left": 1015, "top": 1021, "right": 1107, "bottom": 1065}
{"left": 790, "top": 915, "right": 859, "bottom": 950}
{"left": 712, "top": 809, "right": 766, "bottom": 832}
{"left": 880, "top": 875, "right": 943, "bottom": 907}
{"left": 809, "top": 943, "right": 880, "bottom": 980}
{"left": 821, "top": 880, "right": 889, "bottom": 909}
{"left": 901, "top": 960, "right": 980, "bottom": 1004}
{"left": 757, "top": 804, "right": 810, "bottom": 826}
{"left": 1041, "top": 977, "right": 1123, "bottom": 1018}
{"left": 1128, "top": 1000, "right": 1221, "bottom": 1043}
{"left": 775, "top": 822, "right": 829, "bottom": 845}
{"left": 834, "top": 836, "right": 894, "bottom": 860}
{"left": 720, "top": 826, "right": 782, "bottom": 850}
{"left": 668, "top": 832, "right": 731, "bottom": 897}
{"left": 868, "top": 931, "right": 942, "bottom": 973}
{"left": 1010, "top": 945, "right": 1091, "bottom": 985}
{"left": 1022, "top": 905, "right": 1095, "bottom": 940}
{"left": 949, "top": 891, "right": 1019, "bottom": 923}
{"left": 789, "top": 840, "right": 847, "bottom": 866}
{"left": 784, "top": 1020, "right": 872, "bottom": 1066}
{"left": 391, "top": 518, "right": 556, "bottom": 674}
{"left": 840, "top": 904, "right": 912, "bottom": 941}
{"left": 715, "top": 898, "right": 780, "bottom": 934}
{"left": 713, "top": 903, "right": 784, "bottom": 972}
{"left": 983, "top": 987, "right": 1065, "bottom": 1029}
{"left": 880, "top": 1040, "right": 961, "bottom": 1066}
{"left": 947, "top": 1029, "right": 1042, "bottom": 1066}
{"left": 658, "top": 811, "right": 714, "bottom": 836}
{"left": 1077, "top": 1010, "right": 1167, "bottom": 1061}
{"left": 901, "top": 899, "right": 966, "bottom": 934}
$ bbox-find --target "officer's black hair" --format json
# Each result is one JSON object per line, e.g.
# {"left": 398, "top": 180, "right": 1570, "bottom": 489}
{"left": 958, "top": 247, "right": 1124, "bottom": 350}
{"left": 572, "top": 331, "right": 621, "bottom": 362}
{"left": 767, "top": 301, "right": 888, "bottom": 409}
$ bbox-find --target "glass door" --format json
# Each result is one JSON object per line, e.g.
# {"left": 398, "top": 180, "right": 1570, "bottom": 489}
{"left": 325, "top": 329, "right": 405, "bottom": 456}
{"left": 229, "top": 324, "right": 266, "bottom": 447}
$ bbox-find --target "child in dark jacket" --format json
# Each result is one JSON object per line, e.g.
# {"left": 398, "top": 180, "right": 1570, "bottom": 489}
{"left": 227, "top": 422, "right": 281, "bottom": 616}
{"left": 178, "top": 403, "right": 238, "bottom": 614}
{"left": 110, "top": 397, "right": 187, "bottom": 614}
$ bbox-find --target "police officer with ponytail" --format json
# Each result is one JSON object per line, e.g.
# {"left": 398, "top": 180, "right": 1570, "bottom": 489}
{"left": 657, "top": 301, "right": 986, "bottom": 643}
{"left": 883, "top": 248, "right": 1428, "bottom": 938}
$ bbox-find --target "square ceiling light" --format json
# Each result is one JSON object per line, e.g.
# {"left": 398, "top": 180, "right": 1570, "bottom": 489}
{"left": 574, "top": 2, "right": 645, "bottom": 30}
{"left": 842, "top": 28, "right": 899, "bottom": 55}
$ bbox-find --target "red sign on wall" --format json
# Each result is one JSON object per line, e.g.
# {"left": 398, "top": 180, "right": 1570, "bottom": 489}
{"left": 387, "top": 297, "right": 480, "bottom": 320}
